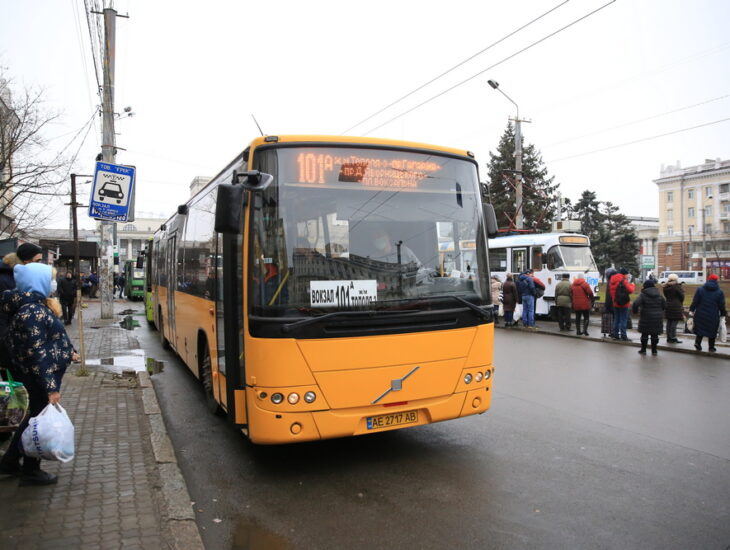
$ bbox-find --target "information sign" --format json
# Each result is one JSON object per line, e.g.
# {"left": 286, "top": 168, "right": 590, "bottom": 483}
{"left": 88, "top": 162, "right": 136, "bottom": 222}
{"left": 641, "top": 255, "right": 655, "bottom": 269}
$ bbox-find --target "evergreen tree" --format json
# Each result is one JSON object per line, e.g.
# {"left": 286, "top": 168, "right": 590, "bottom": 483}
{"left": 486, "top": 123, "right": 560, "bottom": 231}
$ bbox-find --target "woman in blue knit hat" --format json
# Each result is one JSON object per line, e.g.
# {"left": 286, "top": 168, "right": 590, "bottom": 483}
{"left": 0, "top": 262, "right": 78, "bottom": 485}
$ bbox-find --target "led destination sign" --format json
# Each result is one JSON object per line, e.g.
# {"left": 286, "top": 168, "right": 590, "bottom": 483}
{"left": 296, "top": 152, "right": 441, "bottom": 189}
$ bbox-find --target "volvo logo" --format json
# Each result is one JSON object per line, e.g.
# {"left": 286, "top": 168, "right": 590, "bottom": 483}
{"left": 372, "top": 366, "right": 420, "bottom": 404}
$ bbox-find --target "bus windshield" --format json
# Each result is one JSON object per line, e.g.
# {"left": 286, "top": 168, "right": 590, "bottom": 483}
{"left": 250, "top": 146, "right": 489, "bottom": 318}
{"left": 547, "top": 245, "right": 597, "bottom": 271}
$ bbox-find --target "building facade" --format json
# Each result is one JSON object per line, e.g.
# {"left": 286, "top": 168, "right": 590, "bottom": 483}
{"left": 96, "top": 216, "right": 167, "bottom": 266}
{"left": 654, "top": 158, "right": 730, "bottom": 279}
{"left": 627, "top": 216, "right": 659, "bottom": 280}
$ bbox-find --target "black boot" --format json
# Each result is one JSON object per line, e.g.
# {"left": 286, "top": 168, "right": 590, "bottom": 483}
{"left": 582, "top": 319, "right": 590, "bottom": 337}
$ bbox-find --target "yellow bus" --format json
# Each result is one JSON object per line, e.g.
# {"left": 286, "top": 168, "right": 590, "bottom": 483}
{"left": 151, "top": 135, "right": 499, "bottom": 444}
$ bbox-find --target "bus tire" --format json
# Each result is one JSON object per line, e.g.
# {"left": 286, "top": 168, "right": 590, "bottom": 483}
{"left": 200, "top": 343, "right": 223, "bottom": 416}
{"left": 159, "top": 315, "right": 170, "bottom": 350}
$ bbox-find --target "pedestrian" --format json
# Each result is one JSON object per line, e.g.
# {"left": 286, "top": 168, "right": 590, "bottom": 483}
{"left": 0, "top": 253, "right": 20, "bottom": 374}
{"left": 689, "top": 273, "right": 727, "bottom": 352}
{"left": 88, "top": 271, "right": 99, "bottom": 298}
{"left": 0, "top": 262, "right": 78, "bottom": 485}
{"left": 662, "top": 273, "right": 685, "bottom": 344}
{"left": 571, "top": 273, "right": 594, "bottom": 336}
{"left": 57, "top": 271, "right": 78, "bottom": 325}
{"left": 16, "top": 242, "right": 43, "bottom": 265}
{"left": 118, "top": 273, "right": 126, "bottom": 299}
{"left": 554, "top": 274, "right": 572, "bottom": 331}
{"left": 632, "top": 279, "right": 666, "bottom": 355}
{"left": 609, "top": 267, "right": 635, "bottom": 341}
{"left": 502, "top": 273, "right": 519, "bottom": 327}
{"left": 490, "top": 275, "right": 503, "bottom": 326}
{"left": 516, "top": 270, "right": 537, "bottom": 327}
{"left": 602, "top": 267, "right": 617, "bottom": 338}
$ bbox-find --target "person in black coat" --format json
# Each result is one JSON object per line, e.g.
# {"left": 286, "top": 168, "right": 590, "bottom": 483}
{"left": 661, "top": 274, "right": 685, "bottom": 344}
{"left": 57, "top": 271, "right": 78, "bottom": 325}
{"left": 690, "top": 274, "right": 727, "bottom": 352}
{"left": 0, "top": 253, "right": 19, "bottom": 374}
{"left": 632, "top": 279, "right": 666, "bottom": 355}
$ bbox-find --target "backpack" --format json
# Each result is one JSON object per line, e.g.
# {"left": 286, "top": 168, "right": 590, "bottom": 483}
{"left": 615, "top": 279, "right": 630, "bottom": 306}
{"left": 534, "top": 280, "right": 545, "bottom": 299}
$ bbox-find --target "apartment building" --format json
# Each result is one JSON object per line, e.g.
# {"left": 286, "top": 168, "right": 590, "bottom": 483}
{"left": 655, "top": 158, "right": 730, "bottom": 279}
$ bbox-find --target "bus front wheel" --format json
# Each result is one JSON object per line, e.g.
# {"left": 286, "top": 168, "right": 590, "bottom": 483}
{"left": 200, "top": 344, "right": 223, "bottom": 416}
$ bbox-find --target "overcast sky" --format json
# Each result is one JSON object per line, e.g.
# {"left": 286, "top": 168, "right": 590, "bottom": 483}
{"left": 2, "top": 0, "right": 730, "bottom": 230}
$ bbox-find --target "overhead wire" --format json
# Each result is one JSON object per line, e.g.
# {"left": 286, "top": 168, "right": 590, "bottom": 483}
{"left": 360, "top": 0, "right": 617, "bottom": 136}
{"left": 543, "top": 93, "right": 730, "bottom": 149}
{"left": 548, "top": 117, "right": 730, "bottom": 163}
{"left": 341, "top": 0, "right": 571, "bottom": 135}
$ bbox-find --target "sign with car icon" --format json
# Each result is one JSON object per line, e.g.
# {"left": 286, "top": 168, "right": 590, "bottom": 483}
{"left": 89, "top": 162, "right": 136, "bottom": 222}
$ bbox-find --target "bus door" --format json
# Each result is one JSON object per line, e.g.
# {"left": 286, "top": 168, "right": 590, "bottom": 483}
{"left": 165, "top": 234, "right": 177, "bottom": 347}
{"left": 512, "top": 247, "right": 528, "bottom": 273}
{"left": 219, "top": 231, "right": 246, "bottom": 426}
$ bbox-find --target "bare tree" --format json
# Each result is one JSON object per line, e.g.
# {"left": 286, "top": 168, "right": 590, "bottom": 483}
{"left": 0, "top": 75, "right": 78, "bottom": 237}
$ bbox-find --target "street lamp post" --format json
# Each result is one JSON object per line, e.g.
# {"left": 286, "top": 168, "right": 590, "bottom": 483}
{"left": 488, "top": 79, "right": 529, "bottom": 230}
{"left": 702, "top": 193, "right": 714, "bottom": 280}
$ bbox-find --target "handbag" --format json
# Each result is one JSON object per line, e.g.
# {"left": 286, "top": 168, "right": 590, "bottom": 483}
{"left": 718, "top": 318, "right": 727, "bottom": 343}
{"left": 686, "top": 315, "right": 694, "bottom": 334}
{"left": 0, "top": 370, "right": 29, "bottom": 428}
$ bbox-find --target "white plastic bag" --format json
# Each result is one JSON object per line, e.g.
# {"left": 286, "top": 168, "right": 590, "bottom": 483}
{"left": 719, "top": 318, "right": 728, "bottom": 343}
{"left": 514, "top": 303, "right": 523, "bottom": 320}
{"left": 21, "top": 403, "right": 75, "bottom": 463}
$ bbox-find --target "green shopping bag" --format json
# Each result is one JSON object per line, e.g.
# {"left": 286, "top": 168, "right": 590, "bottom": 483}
{"left": 0, "top": 369, "right": 29, "bottom": 427}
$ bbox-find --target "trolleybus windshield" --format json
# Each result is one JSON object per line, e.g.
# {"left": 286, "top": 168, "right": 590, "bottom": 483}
{"left": 250, "top": 146, "right": 489, "bottom": 321}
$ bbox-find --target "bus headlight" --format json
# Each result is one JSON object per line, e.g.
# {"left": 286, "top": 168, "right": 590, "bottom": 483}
{"left": 271, "top": 393, "right": 284, "bottom": 404}
{"left": 475, "top": 372, "right": 484, "bottom": 382}
{"left": 484, "top": 369, "right": 491, "bottom": 380}
{"left": 287, "top": 392, "right": 300, "bottom": 405}
{"left": 464, "top": 373, "right": 473, "bottom": 384}
{"left": 304, "top": 391, "right": 317, "bottom": 403}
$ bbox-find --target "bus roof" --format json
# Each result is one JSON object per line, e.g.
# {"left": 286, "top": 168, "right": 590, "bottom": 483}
{"left": 488, "top": 232, "right": 591, "bottom": 248}
{"left": 248, "top": 135, "right": 475, "bottom": 160}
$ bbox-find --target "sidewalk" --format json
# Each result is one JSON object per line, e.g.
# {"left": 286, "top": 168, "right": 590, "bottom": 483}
{"left": 0, "top": 299, "right": 203, "bottom": 550}
{"left": 500, "top": 315, "right": 730, "bottom": 358}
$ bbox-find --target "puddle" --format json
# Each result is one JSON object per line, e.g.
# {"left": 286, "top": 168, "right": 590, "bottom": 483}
{"left": 231, "top": 518, "right": 289, "bottom": 550}
{"left": 85, "top": 349, "right": 149, "bottom": 374}
{"left": 119, "top": 315, "right": 141, "bottom": 330}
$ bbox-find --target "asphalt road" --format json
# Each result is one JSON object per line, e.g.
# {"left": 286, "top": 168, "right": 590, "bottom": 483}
{"left": 141, "top": 326, "right": 730, "bottom": 550}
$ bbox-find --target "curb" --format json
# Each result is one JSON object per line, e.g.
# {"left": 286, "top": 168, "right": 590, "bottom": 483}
{"left": 137, "top": 370, "right": 205, "bottom": 550}
{"left": 499, "top": 325, "right": 728, "bottom": 358}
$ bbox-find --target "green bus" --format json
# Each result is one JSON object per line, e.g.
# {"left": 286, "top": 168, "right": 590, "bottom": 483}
{"left": 124, "top": 259, "right": 145, "bottom": 300}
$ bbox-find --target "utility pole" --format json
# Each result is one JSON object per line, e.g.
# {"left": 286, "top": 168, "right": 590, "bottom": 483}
{"left": 99, "top": 6, "right": 117, "bottom": 319}
{"left": 69, "top": 174, "right": 91, "bottom": 376}
{"left": 487, "top": 80, "right": 530, "bottom": 230}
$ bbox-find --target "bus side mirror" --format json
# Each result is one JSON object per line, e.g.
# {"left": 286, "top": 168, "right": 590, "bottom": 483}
{"left": 214, "top": 184, "right": 246, "bottom": 234}
{"left": 232, "top": 170, "right": 274, "bottom": 191}
{"left": 483, "top": 203, "right": 499, "bottom": 238}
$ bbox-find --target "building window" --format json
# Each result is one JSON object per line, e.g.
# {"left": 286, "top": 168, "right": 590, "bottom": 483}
{"left": 123, "top": 224, "right": 137, "bottom": 232}
{"left": 688, "top": 189, "right": 695, "bottom": 200}
{"left": 688, "top": 207, "right": 695, "bottom": 218}
{"left": 666, "top": 191, "right": 673, "bottom": 203}
{"left": 666, "top": 244, "right": 673, "bottom": 255}
{"left": 688, "top": 224, "right": 695, "bottom": 234}
{"left": 705, "top": 223, "right": 712, "bottom": 234}
{"left": 723, "top": 222, "right": 730, "bottom": 234}
{"left": 705, "top": 186, "right": 712, "bottom": 197}
{"left": 666, "top": 226, "right": 673, "bottom": 236}
{"left": 705, "top": 206, "right": 712, "bottom": 218}
{"left": 720, "top": 183, "right": 729, "bottom": 193}
{"left": 666, "top": 209, "right": 673, "bottom": 220}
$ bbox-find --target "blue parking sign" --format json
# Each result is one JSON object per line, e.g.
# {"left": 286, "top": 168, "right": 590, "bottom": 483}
{"left": 88, "top": 162, "right": 136, "bottom": 222}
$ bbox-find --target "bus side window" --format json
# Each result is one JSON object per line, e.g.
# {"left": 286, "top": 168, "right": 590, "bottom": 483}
{"left": 546, "top": 246, "right": 563, "bottom": 270}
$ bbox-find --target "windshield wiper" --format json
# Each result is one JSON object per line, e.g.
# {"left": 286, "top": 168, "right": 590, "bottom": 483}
{"left": 446, "top": 296, "right": 492, "bottom": 319}
{"left": 280, "top": 309, "right": 420, "bottom": 333}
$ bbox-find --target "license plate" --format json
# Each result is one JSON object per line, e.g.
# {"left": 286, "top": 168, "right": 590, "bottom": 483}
{"left": 366, "top": 410, "right": 418, "bottom": 430}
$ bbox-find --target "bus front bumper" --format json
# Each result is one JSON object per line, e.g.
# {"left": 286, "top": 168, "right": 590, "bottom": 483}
{"left": 246, "top": 387, "right": 492, "bottom": 445}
